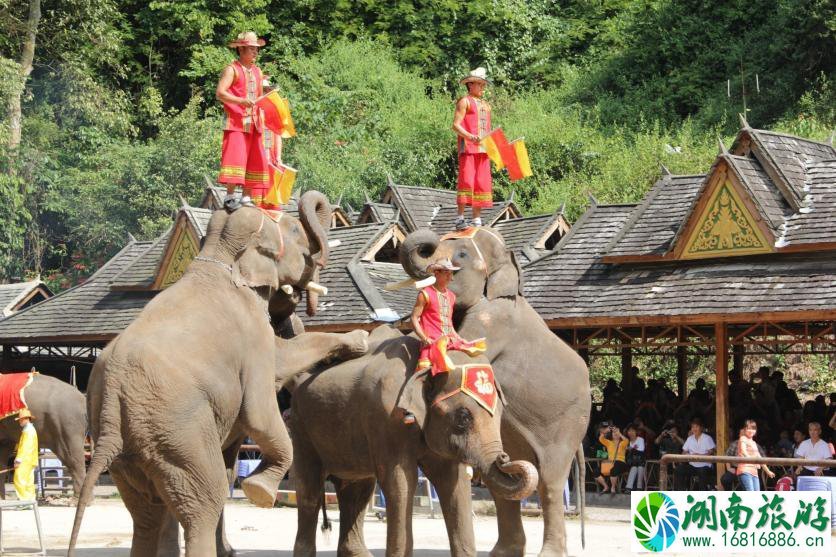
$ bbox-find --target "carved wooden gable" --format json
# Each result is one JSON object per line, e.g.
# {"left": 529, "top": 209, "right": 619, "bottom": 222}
{"left": 677, "top": 162, "right": 773, "bottom": 260}
{"left": 154, "top": 213, "right": 200, "bottom": 289}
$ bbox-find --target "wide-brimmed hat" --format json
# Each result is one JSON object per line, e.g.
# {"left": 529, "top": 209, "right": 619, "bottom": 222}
{"left": 426, "top": 258, "right": 460, "bottom": 273}
{"left": 228, "top": 32, "right": 266, "bottom": 48}
{"left": 460, "top": 67, "right": 491, "bottom": 86}
{"left": 15, "top": 408, "right": 35, "bottom": 421}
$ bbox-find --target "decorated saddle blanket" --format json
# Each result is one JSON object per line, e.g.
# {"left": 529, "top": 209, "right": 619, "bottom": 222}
{"left": 0, "top": 372, "right": 35, "bottom": 419}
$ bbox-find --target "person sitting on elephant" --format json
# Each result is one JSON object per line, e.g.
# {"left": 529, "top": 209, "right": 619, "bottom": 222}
{"left": 13, "top": 408, "right": 38, "bottom": 501}
{"left": 401, "top": 258, "right": 485, "bottom": 425}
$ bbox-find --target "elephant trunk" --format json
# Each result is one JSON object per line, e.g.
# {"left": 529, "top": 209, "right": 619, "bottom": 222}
{"left": 479, "top": 452, "right": 539, "bottom": 501}
{"left": 399, "top": 228, "right": 440, "bottom": 279}
{"left": 299, "top": 191, "right": 331, "bottom": 269}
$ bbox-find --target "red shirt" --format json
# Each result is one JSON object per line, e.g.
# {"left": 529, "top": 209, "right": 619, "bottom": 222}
{"left": 419, "top": 286, "right": 457, "bottom": 342}
{"left": 457, "top": 96, "right": 491, "bottom": 155}
{"left": 222, "top": 61, "right": 263, "bottom": 133}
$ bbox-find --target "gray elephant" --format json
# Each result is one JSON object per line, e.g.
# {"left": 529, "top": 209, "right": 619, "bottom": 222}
{"left": 288, "top": 324, "right": 538, "bottom": 557}
{"left": 68, "top": 192, "right": 354, "bottom": 557}
{"left": 0, "top": 373, "right": 86, "bottom": 496}
{"left": 396, "top": 227, "right": 591, "bottom": 557}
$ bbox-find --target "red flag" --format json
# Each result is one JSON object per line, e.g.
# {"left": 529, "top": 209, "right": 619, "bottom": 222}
{"left": 255, "top": 91, "right": 297, "bottom": 138}
{"left": 480, "top": 128, "right": 531, "bottom": 181}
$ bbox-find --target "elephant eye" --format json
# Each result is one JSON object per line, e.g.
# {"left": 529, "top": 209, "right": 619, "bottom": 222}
{"left": 452, "top": 407, "right": 473, "bottom": 434}
{"left": 457, "top": 250, "right": 467, "bottom": 259}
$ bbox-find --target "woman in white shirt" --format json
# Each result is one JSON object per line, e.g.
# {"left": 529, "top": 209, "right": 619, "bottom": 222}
{"left": 625, "top": 423, "right": 646, "bottom": 491}
{"left": 794, "top": 422, "right": 832, "bottom": 476}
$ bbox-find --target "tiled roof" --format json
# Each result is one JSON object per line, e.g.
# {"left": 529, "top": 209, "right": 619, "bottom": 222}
{"left": 745, "top": 129, "right": 835, "bottom": 204}
{"left": 427, "top": 202, "right": 518, "bottom": 234}
{"left": 493, "top": 214, "right": 556, "bottom": 262}
{"left": 385, "top": 184, "right": 457, "bottom": 231}
{"left": 109, "top": 229, "right": 171, "bottom": 290}
{"left": 525, "top": 203, "right": 836, "bottom": 324}
{"left": 356, "top": 202, "right": 399, "bottom": 225}
{"left": 299, "top": 223, "right": 407, "bottom": 328}
{"left": 0, "top": 242, "right": 157, "bottom": 342}
{"left": 605, "top": 174, "right": 705, "bottom": 259}
{"left": 778, "top": 158, "right": 836, "bottom": 247}
{"left": 0, "top": 280, "right": 51, "bottom": 317}
{"left": 726, "top": 155, "right": 792, "bottom": 235}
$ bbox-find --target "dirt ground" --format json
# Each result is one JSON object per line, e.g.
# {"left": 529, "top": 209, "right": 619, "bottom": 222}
{"left": 0, "top": 497, "right": 832, "bottom": 556}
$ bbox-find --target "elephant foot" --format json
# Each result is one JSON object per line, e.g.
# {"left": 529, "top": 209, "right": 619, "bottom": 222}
{"left": 490, "top": 543, "right": 525, "bottom": 557}
{"left": 538, "top": 548, "right": 567, "bottom": 557}
{"left": 241, "top": 474, "right": 278, "bottom": 508}
{"left": 341, "top": 330, "right": 370, "bottom": 358}
{"left": 217, "top": 547, "right": 237, "bottom": 557}
{"left": 337, "top": 548, "right": 373, "bottom": 557}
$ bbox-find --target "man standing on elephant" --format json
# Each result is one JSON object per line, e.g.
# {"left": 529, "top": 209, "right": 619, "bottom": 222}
{"left": 216, "top": 31, "right": 270, "bottom": 208}
{"left": 402, "top": 259, "right": 485, "bottom": 424}
{"left": 453, "top": 67, "right": 493, "bottom": 230}
{"left": 13, "top": 408, "right": 38, "bottom": 501}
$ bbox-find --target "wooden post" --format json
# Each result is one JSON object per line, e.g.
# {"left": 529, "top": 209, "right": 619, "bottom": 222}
{"left": 621, "top": 346, "right": 633, "bottom": 399}
{"left": 578, "top": 347, "right": 589, "bottom": 366}
{"left": 714, "top": 322, "right": 729, "bottom": 487}
{"left": 677, "top": 329, "right": 688, "bottom": 402}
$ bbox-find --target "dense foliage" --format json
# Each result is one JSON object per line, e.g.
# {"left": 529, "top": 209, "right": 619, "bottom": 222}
{"left": 0, "top": 0, "right": 833, "bottom": 289}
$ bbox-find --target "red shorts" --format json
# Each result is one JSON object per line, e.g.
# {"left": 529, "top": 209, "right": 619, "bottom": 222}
{"left": 457, "top": 153, "right": 492, "bottom": 208}
{"left": 219, "top": 130, "right": 269, "bottom": 200}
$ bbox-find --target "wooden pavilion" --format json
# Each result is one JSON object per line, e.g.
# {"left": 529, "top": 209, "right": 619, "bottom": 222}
{"left": 523, "top": 121, "right": 836, "bottom": 476}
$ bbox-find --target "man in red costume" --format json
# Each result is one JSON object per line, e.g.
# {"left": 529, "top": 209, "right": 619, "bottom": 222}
{"left": 452, "top": 67, "right": 492, "bottom": 230}
{"left": 216, "top": 32, "right": 269, "bottom": 208}
{"left": 401, "top": 258, "right": 486, "bottom": 424}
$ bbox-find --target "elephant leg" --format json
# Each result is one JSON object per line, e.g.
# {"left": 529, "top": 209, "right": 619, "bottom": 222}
{"left": 380, "top": 462, "right": 417, "bottom": 557}
{"left": 157, "top": 510, "right": 181, "bottom": 557}
{"left": 537, "top": 443, "right": 578, "bottom": 557}
{"left": 275, "top": 330, "right": 369, "bottom": 379}
{"left": 0, "top": 443, "right": 11, "bottom": 500}
{"left": 48, "top": 431, "right": 86, "bottom": 497}
{"left": 333, "top": 477, "right": 375, "bottom": 557}
{"left": 490, "top": 497, "right": 525, "bottom": 557}
{"left": 419, "top": 458, "right": 475, "bottom": 557}
{"left": 151, "top": 414, "right": 228, "bottom": 556}
{"left": 216, "top": 437, "right": 245, "bottom": 557}
{"left": 239, "top": 385, "right": 291, "bottom": 508}
{"left": 292, "top": 442, "right": 324, "bottom": 557}
{"left": 109, "top": 463, "right": 173, "bottom": 557}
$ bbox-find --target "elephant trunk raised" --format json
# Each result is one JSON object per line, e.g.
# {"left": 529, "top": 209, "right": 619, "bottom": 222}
{"left": 399, "top": 228, "right": 441, "bottom": 280}
{"left": 479, "top": 451, "right": 539, "bottom": 501}
{"left": 298, "top": 191, "right": 331, "bottom": 316}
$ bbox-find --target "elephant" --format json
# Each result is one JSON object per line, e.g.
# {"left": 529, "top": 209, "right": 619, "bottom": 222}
{"left": 287, "top": 324, "right": 539, "bottom": 557}
{"left": 68, "top": 191, "right": 356, "bottom": 557}
{"left": 0, "top": 372, "right": 86, "bottom": 496}
{"left": 396, "top": 226, "right": 591, "bottom": 557}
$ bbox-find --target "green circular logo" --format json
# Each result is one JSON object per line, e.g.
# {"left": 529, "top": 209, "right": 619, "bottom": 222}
{"left": 634, "top": 492, "right": 680, "bottom": 552}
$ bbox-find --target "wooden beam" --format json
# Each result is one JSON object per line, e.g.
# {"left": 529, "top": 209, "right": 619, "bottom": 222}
{"left": 715, "top": 322, "right": 729, "bottom": 488}
{"left": 545, "top": 308, "right": 836, "bottom": 329}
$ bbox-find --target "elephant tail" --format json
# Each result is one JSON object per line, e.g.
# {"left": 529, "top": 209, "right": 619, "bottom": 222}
{"left": 320, "top": 490, "right": 332, "bottom": 532}
{"left": 67, "top": 399, "right": 123, "bottom": 555}
{"left": 574, "top": 444, "right": 586, "bottom": 550}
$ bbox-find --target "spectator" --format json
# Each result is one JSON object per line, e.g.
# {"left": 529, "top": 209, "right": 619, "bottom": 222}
{"left": 719, "top": 430, "right": 765, "bottom": 491}
{"left": 675, "top": 417, "right": 716, "bottom": 490}
{"left": 792, "top": 428, "right": 807, "bottom": 453}
{"left": 624, "top": 424, "right": 646, "bottom": 492}
{"left": 655, "top": 420, "right": 684, "bottom": 457}
{"left": 594, "top": 423, "right": 627, "bottom": 494}
{"left": 775, "top": 430, "right": 794, "bottom": 458}
{"left": 795, "top": 422, "right": 832, "bottom": 477}
{"left": 736, "top": 419, "right": 775, "bottom": 491}
{"left": 602, "top": 379, "right": 621, "bottom": 401}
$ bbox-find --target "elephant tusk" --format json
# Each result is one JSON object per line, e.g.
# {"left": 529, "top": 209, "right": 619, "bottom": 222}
{"left": 280, "top": 284, "right": 294, "bottom": 295}
{"left": 384, "top": 277, "right": 415, "bottom": 291}
{"left": 305, "top": 281, "right": 328, "bottom": 296}
{"left": 327, "top": 239, "right": 341, "bottom": 248}
{"left": 414, "top": 276, "right": 436, "bottom": 289}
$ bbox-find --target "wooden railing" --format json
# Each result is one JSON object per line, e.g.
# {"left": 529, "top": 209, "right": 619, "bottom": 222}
{"left": 658, "top": 454, "right": 834, "bottom": 490}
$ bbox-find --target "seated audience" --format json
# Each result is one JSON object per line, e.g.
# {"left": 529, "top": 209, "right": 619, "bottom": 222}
{"left": 674, "top": 417, "right": 715, "bottom": 490}
{"left": 625, "top": 423, "right": 646, "bottom": 491}
{"left": 795, "top": 422, "right": 832, "bottom": 477}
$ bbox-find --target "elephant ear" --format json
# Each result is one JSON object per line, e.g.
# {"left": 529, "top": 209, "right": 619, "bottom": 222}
{"left": 495, "top": 376, "right": 508, "bottom": 407}
{"left": 232, "top": 233, "right": 281, "bottom": 290}
{"left": 486, "top": 250, "right": 523, "bottom": 300}
{"left": 398, "top": 369, "right": 431, "bottom": 429}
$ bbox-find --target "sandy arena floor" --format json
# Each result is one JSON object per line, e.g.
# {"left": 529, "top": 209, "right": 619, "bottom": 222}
{"left": 0, "top": 498, "right": 832, "bottom": 556}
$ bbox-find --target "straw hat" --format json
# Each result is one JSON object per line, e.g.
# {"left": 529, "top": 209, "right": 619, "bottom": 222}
{"left": 15, "top": 408, "right": 35, "bottom": 421}
{"left": 426, "top": 258, "right": 461, "bottom": 273}
{"left": 460, "top": 67, "right": 491, "bottom": 86}
{"left": 228, "top": 31, "right": 266, "bottom": 48}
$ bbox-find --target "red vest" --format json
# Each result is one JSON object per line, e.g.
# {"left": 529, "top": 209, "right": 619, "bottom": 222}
{"left": 222, "top": 61, "right": 263, "bottom": 133}
{"left": 419, "top": 286, "right": 456, "bottom": 341}
{"left": 458, "top": 96, "right": 491, "bottom": 154}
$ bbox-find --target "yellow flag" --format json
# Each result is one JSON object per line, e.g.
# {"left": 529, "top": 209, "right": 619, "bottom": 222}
{"left": 512, "top": 139, "right": 532, "bottom": 178}
{"left": 266, "top": 163, "right": 297, "bottom": 206}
